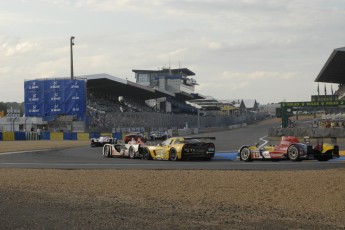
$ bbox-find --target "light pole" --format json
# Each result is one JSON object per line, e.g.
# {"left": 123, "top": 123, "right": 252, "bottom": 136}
{"left": 70, "top": 36, "right": 75, "bottom": 79}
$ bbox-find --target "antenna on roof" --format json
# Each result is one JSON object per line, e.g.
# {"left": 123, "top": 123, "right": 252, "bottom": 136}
{"left": 169, "top": 56, "right": 171, "bottom": 70}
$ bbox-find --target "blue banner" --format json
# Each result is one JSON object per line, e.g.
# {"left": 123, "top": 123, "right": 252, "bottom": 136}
{"left": 24, "top": 79, "right": 86, "bottom": 118}
{"left": 47, "top": 102, "right": 65, "bottom": 115}
{"left": 25, "top": 102, "right": 45, "bottom": 117}
{"left": 47, "top": 90, "right": 64, "bottom": 103}
{"left": 24, "top": 80, "right": 44, "bottom": 92}
{"left": 25, "top": 91, "right": 44, "bottom": 104}
{"left": 44, "top": 79, "right": 64, "bottom": 91}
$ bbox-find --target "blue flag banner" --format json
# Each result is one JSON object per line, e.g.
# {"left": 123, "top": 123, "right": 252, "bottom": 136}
{"left": 25, "top": 91, "right": 44, "bottom": 104}
{"left": 24, "top": 80, "right": 44, "bottom": 92}
{"left": 25, "top": 102, "right": 45, "bottom": 117}
{"left": 24, "top": 79, "right": 86, "bottom": 119}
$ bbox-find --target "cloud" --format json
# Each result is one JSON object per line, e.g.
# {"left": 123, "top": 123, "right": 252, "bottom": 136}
{"left": 0, "top": 0, "right": 344, "bottom": 103}
{"left": 1, "top": 40, "right": 37, "bottom": 57}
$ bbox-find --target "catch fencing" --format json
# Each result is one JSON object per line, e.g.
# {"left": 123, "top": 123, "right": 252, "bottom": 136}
{"left": 88, "top": 111, "right": 265, "bottom": 133}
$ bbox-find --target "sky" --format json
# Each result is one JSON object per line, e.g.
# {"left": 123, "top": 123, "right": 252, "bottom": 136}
{"left": 1, "top": 0, "right": 345, "bottom": 104}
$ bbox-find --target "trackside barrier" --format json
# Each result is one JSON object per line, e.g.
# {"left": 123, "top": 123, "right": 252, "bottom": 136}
{"left": 3, "top": 132, "right": 15, "bottom": 141}
{"left": 14, "top": 132, "right": 26, "bottom": 141}
{"left": 26, "top": 132, "right": 38, "bottom": 140}
{"left": 41, "top": 132, "right": 50, "bottom": 140}
{"left": 1, "top": 132, "right": 136, "bottom": 141}
{"left": 177, "top": 129, "right": 192, "bottom": 136}
{"left": 77, "top": 133, "right": 90, "bottom": 141}
{"left": 89, "top": 132, "right": 100, "bottom": 139}
{"left": 63, "top": 132, "right": 78, "bottom": 140}
{"left": 101, "top": 133, "right": 112, "bottom": 138}
{"left": 50, "top": 132, "right": 63, "bottom": 141}
{"left": 122, "top": 133, "right": 127, "bottom": 141}
{"left": 113, "top": 132, "right": 122, "bottom": 140}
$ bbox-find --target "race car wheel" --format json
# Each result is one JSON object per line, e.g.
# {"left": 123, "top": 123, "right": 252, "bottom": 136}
{"left": 143, "top": 148, "right": 152, "bottom": 160}
{"left": 287, "top": 145, "right": 300, "bottom": 161}
{"left": 240, "top": 147, "right": 252, "bottom": 162}
{"left": 103, "top": 145, "right": 111, "bottom": 158}
{"left": 129, "top": 146, "right": 135, "bottom": 159}
{"left": 315, "top": 155, "right": 331, "bottom": 162}
{"left": 169, "top": 148, "right": 178, "bottom": 161}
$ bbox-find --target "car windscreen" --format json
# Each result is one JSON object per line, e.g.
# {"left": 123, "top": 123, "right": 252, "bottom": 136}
{"left": 178, "top": 139, "right": 201, "bottom": 144}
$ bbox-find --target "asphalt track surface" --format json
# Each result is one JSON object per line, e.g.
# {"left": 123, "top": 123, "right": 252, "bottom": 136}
{"left": 0, "top": 120, "right": 344, "bottom": 170}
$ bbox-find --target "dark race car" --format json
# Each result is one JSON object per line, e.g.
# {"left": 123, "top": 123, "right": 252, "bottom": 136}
{"left": 148, "top": 131, "right": 170, "bottom": 140}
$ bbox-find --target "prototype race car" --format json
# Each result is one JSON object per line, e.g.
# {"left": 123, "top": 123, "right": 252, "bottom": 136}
{"left": 102, "top": 134, "right": 146, "bottom": 159}
{"left": 91, "top": 136, "right": 117, "bottom": 147}
{"left": 148, "top": 131, "right": 170, "bottom": 140}
{"left": 307, "top": 137, "right": 339, "bottom": 161}
{"left": 140, "top": 136, "right": 215, "bottom": 161}
{"left": 238, "top": 136, "right": 339, "bottom": 162}
{"left": 124, "top": 132, "right": 146, "bottom": 144}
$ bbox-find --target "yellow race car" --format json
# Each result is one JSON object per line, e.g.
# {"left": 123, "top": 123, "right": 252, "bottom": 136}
{"left": 140, "top": 136, "right": 215, "bottom": 161}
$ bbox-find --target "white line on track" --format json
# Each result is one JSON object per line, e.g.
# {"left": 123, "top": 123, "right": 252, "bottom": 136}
{"left": 0, "top": 149, "right": 54, "bottom": 156}
{"left": 0, "top": 161, "right": 343, "bottom": 166}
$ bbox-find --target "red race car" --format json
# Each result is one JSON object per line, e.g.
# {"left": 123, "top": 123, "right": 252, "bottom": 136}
{"left": 238, "top": 136, "right": 314, "bottom": 161}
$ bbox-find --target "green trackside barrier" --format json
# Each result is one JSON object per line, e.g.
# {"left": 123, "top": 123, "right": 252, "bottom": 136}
{"left": 122, "top": 133, "right": 127, "bottom": 141}
{"left": 26, "top": 132, "right": 38, "bottom": 140}
{"left": 50, "top": 132, "right": 63, "bottom": 141}
{"left": 3, "top": 132, "right": 15, "bottom": 141}
{"left": 101, "top": 133, "right": 112, "bottom": 138}
{"left": 77, "top": 133, "right": 90, "bottom": 141}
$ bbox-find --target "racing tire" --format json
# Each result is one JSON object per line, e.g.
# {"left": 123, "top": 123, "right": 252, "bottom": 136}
{"left": 202, "top": 157, "right": 212, "bottom": 161}
{"left": 169, "top": 148, "right": 178, "bottom": 161}
{"left": 142, "top": 148, "right": 152, "bottom": 160}
{"left": 103, "top": 145, "right": 111, "bottom": 158}
{"left": 287, "top": 145, "right": 300, "bottom": 161}
{"left": 240, "top": 147, "right": 252, "bottom": 162}
{"left": 129, "top": 146, "right": 135, "bottom": 159}
{"left": 315, "top": 155, "right": 331, "bottom": 162}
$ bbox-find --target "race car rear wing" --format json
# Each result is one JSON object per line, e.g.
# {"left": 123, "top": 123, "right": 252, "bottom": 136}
{"left": 304, "top": 136, "right": 337, "bottom": 144}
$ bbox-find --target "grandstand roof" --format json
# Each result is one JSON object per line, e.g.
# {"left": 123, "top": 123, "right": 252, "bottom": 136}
{"left": 315, "top": 47, "right": 345, "bottom": 84}
{"left": 84, "top": 73, "right": 174, "bottom": 100}
{"left": 132, "top": 68, "right": 195, "bottom": 76}
{"left": 187, "top": 98, "right": 236, "bottom": 111}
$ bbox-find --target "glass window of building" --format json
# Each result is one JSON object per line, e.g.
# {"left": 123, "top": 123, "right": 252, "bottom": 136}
{"left": 138, "top": 74, "right": 150, "bottom": 86}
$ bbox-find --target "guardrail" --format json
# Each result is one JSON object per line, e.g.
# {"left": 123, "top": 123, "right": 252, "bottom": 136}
{"left": 0, "top": 131, "right": 124, "bottom": 141}
{"left": 0, "top": 124, "right": 248, "bottom": 141}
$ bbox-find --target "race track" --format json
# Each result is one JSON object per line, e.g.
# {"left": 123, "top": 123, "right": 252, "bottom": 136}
{"left": 1, "top": 119, "right": 344, "bottom": 170}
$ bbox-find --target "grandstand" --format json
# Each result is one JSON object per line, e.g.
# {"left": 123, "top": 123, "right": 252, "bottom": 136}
{"left": 22, "top": 68, "right": 264, "bottom": 133}
{"left": 315, "top": 47, "right": 345, "bottom": 99}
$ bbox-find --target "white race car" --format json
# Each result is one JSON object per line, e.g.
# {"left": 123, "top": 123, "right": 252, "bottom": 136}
{"left": 91, "top": 136, "right": 117, "bottom": 147}
{"left": 102, "top": 138, "right": 144, "bottom": 159}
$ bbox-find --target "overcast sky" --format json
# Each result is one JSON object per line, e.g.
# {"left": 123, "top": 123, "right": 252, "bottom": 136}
{"left": 1, "top": 0, "right": 345, "bottom": 104}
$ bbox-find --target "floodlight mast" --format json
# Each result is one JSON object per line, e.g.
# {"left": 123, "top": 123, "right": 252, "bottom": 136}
{"left": 70, "top": 36, "right": 75, "bottom": 79}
